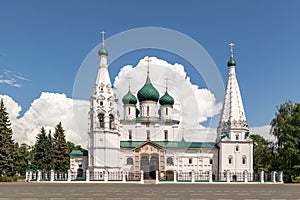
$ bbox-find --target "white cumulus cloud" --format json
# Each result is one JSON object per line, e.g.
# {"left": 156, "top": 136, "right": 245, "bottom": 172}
{"left": 0, "top": 93, "right": 89, "bottom": 147}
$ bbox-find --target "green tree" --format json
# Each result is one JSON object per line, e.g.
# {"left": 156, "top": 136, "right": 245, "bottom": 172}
{"left": 0, "top": 99, "right": 15, "bottom": 176}
{"left": 13, "top": 143, "right": 31, "bottom": 176}
{"left": 32, "top": 127, "right": 53, "bottom": 171}
{"left": 250, "top": 134, "right": 274, "bottom": 173}
{"left": 52, "top": 122, "right": 69, "bottom": 171}
{"left": 46, "top": 130, "right": 54, "bottom": 170}
{"left": 67, "top": 141, "right": 84, "bottom": 153}
{"left": 271, "top": 101, "right": 300, "bottom": 182}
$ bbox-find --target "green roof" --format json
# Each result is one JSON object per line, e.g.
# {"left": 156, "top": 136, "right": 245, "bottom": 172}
{"left": 70, "top": 150, "right": 88, "bottom": 157}
{"left": 159, "top": 91, "right": 174, "bottom": 106}
{"left": 120, "top": 140, "right": 217, "bottom": 149}
{"left": 137, "top": 76, "right": 159, "bottom": 102}
{"left": 122, "top": 90, "right": 137, "bottom": 105}
{"left": 227, "top": 57, "right": 236, "bottom": 67}
{"left": 98, "top": 46, "right": 108, "bottom": 56}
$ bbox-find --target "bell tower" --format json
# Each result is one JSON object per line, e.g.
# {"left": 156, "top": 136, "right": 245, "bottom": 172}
{"left": 88, "top": 32, "right": 120, "bottom": 172}
{"left": 217, "top": 43, "right": 253, "bottom": 175}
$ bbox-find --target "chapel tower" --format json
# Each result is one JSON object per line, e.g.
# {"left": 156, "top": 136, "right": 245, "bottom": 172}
{"left": 88, "top": 32, "right": 120, "bottom": 171}
{"left": 217, "top": 43, "right": 253, "bottom": 175}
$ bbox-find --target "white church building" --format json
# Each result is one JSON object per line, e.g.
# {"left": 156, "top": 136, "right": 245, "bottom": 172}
{"left": 70, "top": 34, "right": 253, "bottom": 181}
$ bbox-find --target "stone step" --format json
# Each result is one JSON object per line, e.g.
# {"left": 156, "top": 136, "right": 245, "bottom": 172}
{"left": 144, "top": 179, "right": 156, "bottom": 184}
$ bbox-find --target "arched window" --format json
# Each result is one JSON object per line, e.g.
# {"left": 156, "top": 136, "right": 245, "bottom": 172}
{"left": 100, "top": 101, "right": 103, "bottom": 106}
{"left": 109, "top": 114, "right": 115, "bottom": 129}
{"left": 146, "top": 130, "right": 150, "bottom": 140}
{"left": 128, "top": 107, "right": 131, "bottom": 115}
{"left": 242, "top": 155, "right": 246, "bottom": 165}
{"left": 235, "top": 145, "right": 239, "bottom": 152}
{"left": 166, "top": 107, "right": 168, "bottom": 115}
{"left": 126, "top": 157, "right": 133, "bottom": 165}
{"left": 128, "top": 130, "right": 132, "bottom": 140}
{"left": 235, "top": 134, "right": 239, "bottom": 140}
{"left": 164, "top": 130, "right": 168, "bottom": 141}
{"left": 147, "top": 106, "right": 149, "bottom": 116}
{"left": 167, "top": 157, "right": 173, "bottom": 165}
{"left": 189, "top": 158, "right": 192, "bottom": 164}
{"left": 228, "top": 155, "right": 233, "bottom": 165}
{"left": 98, "top": 113, "right": 104, "bottom": 128}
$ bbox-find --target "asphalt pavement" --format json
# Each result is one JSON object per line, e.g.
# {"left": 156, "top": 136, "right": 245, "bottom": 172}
{"left": 0, "top": 182, "right": 299, "bottom": 200}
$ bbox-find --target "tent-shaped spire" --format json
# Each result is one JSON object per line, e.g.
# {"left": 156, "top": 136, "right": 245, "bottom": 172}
{"left": 218, "top": 43, "right": 249, "bottom": 132}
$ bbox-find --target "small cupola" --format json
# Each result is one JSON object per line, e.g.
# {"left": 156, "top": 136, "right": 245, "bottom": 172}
{"left": 98, "top": 31, "right": 109, "bottom": 56}
{"left": 122, "top": 90, "right": 137, "bottom": 105}
{"left": 159, "top": 91, "right": 174, "bottom": 106}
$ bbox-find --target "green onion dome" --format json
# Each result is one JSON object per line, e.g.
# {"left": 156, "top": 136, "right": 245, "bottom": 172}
{"left": 122, "top": 90, "right": 137, "bottom": 105}
{"left": 137, "top": 76, "right": 160, "bottom": 102}
{"left": 98, "top": 46, "right": 108, "bottom": 56}
{"left": 227, "top": 57, "right": 236, "bottom": 67}
{"left": 159, "top": 91, "right": 174, "bottom": 106}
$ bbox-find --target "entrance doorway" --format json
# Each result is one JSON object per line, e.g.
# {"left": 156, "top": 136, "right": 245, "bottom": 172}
{"left": 141, "top": 156, "right": 149, "bottom": 179}
{"left": 140, "top": 155, "right": 159, "bottom": 179}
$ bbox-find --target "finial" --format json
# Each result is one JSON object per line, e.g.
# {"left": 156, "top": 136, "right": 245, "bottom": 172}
{"left": 100, "top": 31, "right": 106, "bottom": 47}
{"left": 164, "top": 77, "right": 169, "bottom": 92}
{"left": 229, "top": 43, "right": 235, "bottom": 58}
{"left": 144, "top": 57, "right": 152, "bottom": 76}
{"left": 127, "top": 77, "right": 132, "bottom": 91}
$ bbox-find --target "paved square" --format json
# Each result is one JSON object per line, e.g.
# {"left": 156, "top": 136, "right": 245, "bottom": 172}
{"left": 0, "top": 183, "right": 299, "bottom": 200}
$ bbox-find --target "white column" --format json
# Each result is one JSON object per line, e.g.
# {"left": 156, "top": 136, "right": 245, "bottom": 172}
{"left": 86, "top": 169, "right": 90, "bottom": 182}
{"left": 25, "top": 171, "right": 29, "bottom": 182}
{"left": 244, "top": 171, "right": 248, "bottom": 183}
{"left": 67, "top": 170, "right": 71, "bottom": 182}
{"left": 272, "top": 171, "right": 276, "bottom": 183}
{"left": 191, "top": 170, "right": 195, "bottom": 183}
{"left": 122, "top": 171, "right": 126, "bottom": 183}
{"left": 209, "top": 170, "right": 213, "bottom": 183}
{"left": 28, "top": 171, "right": 32, "bottom": 182}
{"left": 50, "top": 170, "right": 54, "bottom": 182}
{"left": 174, "top": 171, "right": 177, "bottom": 183}
{"left": 104, "top": 170, "right": 108, "bottom": 182}
{"left": 260, "top": 171, "right": 264, "bottom": 183}
{"left": 279, "top": 171, "right": 283, "bottom": 183}
{"left": 155, "top": 170, "right": 159, "bottom": 184}
{"left": 37, "top": 170, "right": 41, "bottom": 182}
{"left": 140, "top": 170, "right": 144, "bottom": 184}
{"left": 226, "top": 171, "right": 230, "bottom": 183}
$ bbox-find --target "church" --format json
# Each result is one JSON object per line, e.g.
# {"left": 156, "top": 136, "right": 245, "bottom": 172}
{"left": 70, "top": 34, "right": 253, "bottom": 181}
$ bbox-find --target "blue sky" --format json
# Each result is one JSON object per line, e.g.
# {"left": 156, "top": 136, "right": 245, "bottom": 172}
{"left": 0, "top": 0, "right": 300, "bottom": 128}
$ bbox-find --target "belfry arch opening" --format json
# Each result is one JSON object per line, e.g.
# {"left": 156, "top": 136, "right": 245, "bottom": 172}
{"left": 98, "top": 113, "right": 104, "bottom": 128}
{"left": 109, "top": 114, "right": 115, "bottom": 129}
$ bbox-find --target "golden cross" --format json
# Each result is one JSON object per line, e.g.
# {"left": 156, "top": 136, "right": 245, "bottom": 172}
{"left": 100, "top": 31, "right": 106, "bottom": 42}
{"left": 127, "top": 77, "right": 132, "bottom": 90}
{"left": 164, "top": 77, "right": 169, "bottom": 91}
{"left": 144, "top": 57, "right": 151, "bottom": 75}
{"left": 229, "top": 42, "right": 235, "bottom": 58}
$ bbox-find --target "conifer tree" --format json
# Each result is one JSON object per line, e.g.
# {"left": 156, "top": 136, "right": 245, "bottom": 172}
{"left": 32, "top": 127, "right": 53, "bottom": 170}
{"left": 53, "top": 122, "right": 69, "bottom": 171}
{"left": 0, "top": 99, "right": 15, "bottom": 176}
{"left": 46, "top": 130, "right": 54, "bottom": 170}
{"left": 14, "top": 143, "right": 31, "bottom": 176}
